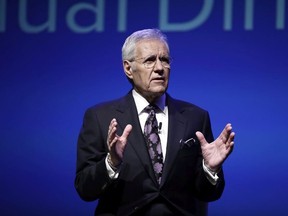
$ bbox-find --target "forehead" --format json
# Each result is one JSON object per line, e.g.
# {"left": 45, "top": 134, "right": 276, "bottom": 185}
{"left": 135, "top": 39, "right": 169, "bottom": 57}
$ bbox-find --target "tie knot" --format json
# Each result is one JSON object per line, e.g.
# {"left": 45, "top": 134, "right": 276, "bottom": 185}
{"left": 144, "top": 104, "right": 158, "bottom": 114}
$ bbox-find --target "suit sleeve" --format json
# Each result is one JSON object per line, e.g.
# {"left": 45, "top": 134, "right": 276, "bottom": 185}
{"left": 74, "top": 107, "right": 112, "bottom": 201}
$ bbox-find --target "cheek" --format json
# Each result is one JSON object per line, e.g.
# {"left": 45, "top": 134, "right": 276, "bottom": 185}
{"left": 136, "top": 73, "right": 150, "bottom": 85}
{"left": 165, "top": 69, "right": 170, "bottom": 77}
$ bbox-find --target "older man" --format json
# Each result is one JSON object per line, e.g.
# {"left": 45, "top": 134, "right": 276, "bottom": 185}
{"left": 75, "top": 28, "right": 235, "bottom": 216}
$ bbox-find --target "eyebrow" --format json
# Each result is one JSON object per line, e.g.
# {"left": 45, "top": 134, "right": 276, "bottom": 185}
{"left": 140, "top": 54, "right": 170, "bottom": 60}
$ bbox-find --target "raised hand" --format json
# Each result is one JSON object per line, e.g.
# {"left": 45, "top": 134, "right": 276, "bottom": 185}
{"left": 107, "top": 118, "right": 133, "bottom": 167}
{"left": 196, "top": 123, "right": 235, "bottom": 172}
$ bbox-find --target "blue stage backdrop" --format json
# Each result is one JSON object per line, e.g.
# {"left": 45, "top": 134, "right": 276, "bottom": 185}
{"left": 1, "top": 0, "right": 287, "bottom": 215}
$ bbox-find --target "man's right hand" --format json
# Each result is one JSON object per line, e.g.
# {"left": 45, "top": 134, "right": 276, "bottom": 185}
{"left": 107, "top": 118, "right": 133, "bottom": 167}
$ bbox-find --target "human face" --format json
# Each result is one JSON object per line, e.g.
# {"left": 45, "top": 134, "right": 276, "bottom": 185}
{"left": 124, "top": 39, "right": 170, "bottom": 102}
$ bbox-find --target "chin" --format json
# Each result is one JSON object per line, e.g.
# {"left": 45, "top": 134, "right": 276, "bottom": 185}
{"left": 152, "top": 84, "right": 166, "bottom": 90}
{"left": 151, "top": 87, "right": 167, "bottom": 96}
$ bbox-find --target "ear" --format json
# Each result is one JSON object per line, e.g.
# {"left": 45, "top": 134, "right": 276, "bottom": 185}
{"left": 123, "top": 60, "right": 133, "bottom": 79}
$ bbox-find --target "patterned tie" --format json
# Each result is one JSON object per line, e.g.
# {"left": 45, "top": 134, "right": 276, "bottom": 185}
{"left": 144, "top": 105, "right": 164, "bottom": 184}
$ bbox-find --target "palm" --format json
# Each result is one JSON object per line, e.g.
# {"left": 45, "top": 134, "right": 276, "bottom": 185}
{"left": 196, "top": 124, "right": 235, "bottom": 171}
{"left": 107, "top": 118, "right": 133, "bottom": 166}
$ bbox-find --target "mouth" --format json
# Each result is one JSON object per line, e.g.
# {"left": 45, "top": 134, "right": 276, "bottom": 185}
{"left": 151, "top": 77, "right": 165, "bottom": 82}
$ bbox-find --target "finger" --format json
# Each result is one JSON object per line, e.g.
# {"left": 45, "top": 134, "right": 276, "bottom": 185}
{"left": 108, "top": 127, "right": 117, "bottom": 142}
{"left": 110, "top": 119, "right": 118, "bottom": 135}
{"left": 219, "top": 123, "right": 232, "bottom": 143}
{"left": 195, "top": 131, "right": 208, "bottom": 145}
{"left": 108, "top": 118, "right": 117, "bottom": 135}
{"left": 225, "top": 131, "right": 235, "bottom": 150}
{"left": 226, "top": 139, "right": 234, "bottom": 153}
{"left": 227, "top": 131, "right": 235, "bottom": 144}
{"left": 107, "top": 119, "right": 118, "bottom": 149}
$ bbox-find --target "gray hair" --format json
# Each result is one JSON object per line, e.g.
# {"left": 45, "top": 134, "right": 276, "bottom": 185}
{"left": 122, "top": 29, "right": 169, "bottom": 61}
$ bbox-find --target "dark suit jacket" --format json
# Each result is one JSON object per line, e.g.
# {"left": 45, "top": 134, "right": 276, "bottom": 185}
{"left": 75, "top": 91, "right": 225, "bottom": 216}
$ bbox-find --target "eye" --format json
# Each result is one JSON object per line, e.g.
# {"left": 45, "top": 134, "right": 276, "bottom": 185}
{"left": 144, "top": 55, "right": 157, "bottom": 64}
{"left": 160, "top": 56, "right": 170, "bottom": 64}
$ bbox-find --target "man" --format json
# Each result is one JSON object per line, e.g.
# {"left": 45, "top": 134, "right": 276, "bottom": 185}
{"left": 75, "top": 29, "right": 235, "bottom": 216}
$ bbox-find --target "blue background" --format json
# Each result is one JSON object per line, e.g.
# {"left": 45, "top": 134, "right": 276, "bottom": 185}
{"left": 1, "top": 0, "right": 287, "bottom": 215}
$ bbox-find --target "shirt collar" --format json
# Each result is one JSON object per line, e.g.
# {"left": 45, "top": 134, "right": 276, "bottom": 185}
{"left": 132, "top": 89, "right": 166, "bottom": 115}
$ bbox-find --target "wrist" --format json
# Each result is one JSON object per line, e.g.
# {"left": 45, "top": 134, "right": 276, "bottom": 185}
{"left": 203, "top": 161, "right": 221, "bottom": 174}
{"left": 107, "top": 153, "right": 121, "bottom": 171}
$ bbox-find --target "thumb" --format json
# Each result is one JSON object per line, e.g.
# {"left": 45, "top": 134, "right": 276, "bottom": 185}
{"left": 121, "top": 124, "right": 133, "bottom": 139}
{"left": 195, "top": 131, "right": 208, "bottom": 146}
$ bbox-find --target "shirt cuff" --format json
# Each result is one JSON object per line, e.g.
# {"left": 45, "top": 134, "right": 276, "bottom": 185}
{"left": 202, "top": 160, "right": 220, "bottom": 185}
{"left": 105, "top": 155, "right": 120, "bottom": 179}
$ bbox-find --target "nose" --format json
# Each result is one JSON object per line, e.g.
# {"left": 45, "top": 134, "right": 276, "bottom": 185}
{"left": 154, "top": 58, "right": 164, "bottom": 71}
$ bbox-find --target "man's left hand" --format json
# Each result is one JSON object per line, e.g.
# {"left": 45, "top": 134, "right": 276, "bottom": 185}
{"left": 196, "top": 123, "right": 235, "bottom": 172}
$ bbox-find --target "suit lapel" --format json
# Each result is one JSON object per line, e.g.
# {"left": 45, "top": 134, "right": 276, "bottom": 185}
{"left": 160, "top": 96, "right": 187, "bottom": 186}
{"left": 114, "top": 92, "right": 157, "bottom": 184}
